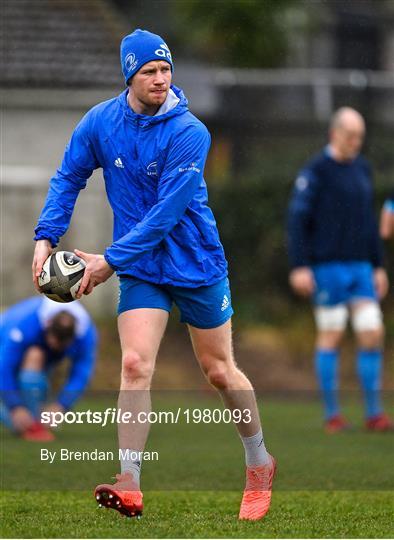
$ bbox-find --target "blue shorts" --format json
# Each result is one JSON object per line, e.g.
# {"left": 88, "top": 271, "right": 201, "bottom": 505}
{"left": 312, "top": 261, "right": 376, "bottom": 306}
{"left": 118, "top": 276, "right": 234, "bottom": 329}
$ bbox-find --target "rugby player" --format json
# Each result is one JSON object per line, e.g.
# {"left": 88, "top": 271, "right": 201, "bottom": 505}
{"left": 0, "top": 296, "right": 97, "bottom": 441}
{"left": 32, "top": 29, "right": 276, "bottom": 520}
{"left": 288, "top": 107, "right": 392, "bottom": 433}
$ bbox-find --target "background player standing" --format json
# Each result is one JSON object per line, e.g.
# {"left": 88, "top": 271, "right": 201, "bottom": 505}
{"left": 287, "top": 107, "right": 392, "bottom": 433}
{"left": 0, "top": 296, "right": 97, "bottom": 441}
{"left": 32, "top": 29, "right": 276, "bottom": 521}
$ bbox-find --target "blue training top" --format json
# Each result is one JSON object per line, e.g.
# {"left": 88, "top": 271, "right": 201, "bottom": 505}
{"left": 287, "top": 148, "right": 384, "bottom": 269}
{"left": 0, "top": 297, "right": 97, "bottom": 410}
{"left": 34, "top": 85, "right": 228, "bottom": 288}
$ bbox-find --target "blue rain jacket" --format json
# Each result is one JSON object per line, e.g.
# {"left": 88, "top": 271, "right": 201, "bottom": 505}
{"left": 34, "top": 85, "right": 228, "bottom": 287}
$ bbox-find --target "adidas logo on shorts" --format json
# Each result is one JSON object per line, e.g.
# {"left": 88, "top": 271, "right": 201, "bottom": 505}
{"left": 221, "top": 294, "right": 230, "bottom": 311}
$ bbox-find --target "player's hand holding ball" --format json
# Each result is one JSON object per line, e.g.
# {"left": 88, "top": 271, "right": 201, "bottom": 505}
{"left": 37, "top": 250, "right": 86, "bottom": 302}
{"left": 32, "top": 239, "right": 53, "bottom": 292}
{"left": 73, "top": 249, "right": 114, "bottom": 298}
{"left": 34, "top": 242, "right": 114, "bottom": 302}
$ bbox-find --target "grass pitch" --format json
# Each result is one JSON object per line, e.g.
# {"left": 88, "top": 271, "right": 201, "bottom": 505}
{"left": 1, "top": 396, "right": 393, "bottom": 538}
{"left": 2, "top": 490, "right": 393, "bottom": 538}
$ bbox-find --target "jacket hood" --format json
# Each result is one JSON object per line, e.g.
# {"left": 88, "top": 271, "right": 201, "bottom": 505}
{"left": 118, "top": 84, "right": 188, "bottom": 126}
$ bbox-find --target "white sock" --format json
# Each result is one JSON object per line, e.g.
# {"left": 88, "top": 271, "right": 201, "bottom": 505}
{"left": 240, "top": 428, "right": 270, "bottom": 467}
{"left": 120, "top": 448, "right": 142, "bottom": 487}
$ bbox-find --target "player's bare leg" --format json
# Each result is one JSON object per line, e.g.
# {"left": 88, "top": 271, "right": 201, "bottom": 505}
{"left": 117, "top": 308, "right": 168, "bottom": 452}
{"left": 316, "top": 330, "right": 343, "bottom": 351}
{"left": 188, "top": 319, "right": 276, "bottom": 520}
{"left": 95, "top": 308, "right": 168, "bottom": 518}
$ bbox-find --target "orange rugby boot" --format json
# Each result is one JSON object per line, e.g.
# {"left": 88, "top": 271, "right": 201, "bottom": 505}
{"left": 94, "top": 472, "right": 143, "bottom": 518}
{"left": 238, "top": 454, "right": 276, "bottom": 521}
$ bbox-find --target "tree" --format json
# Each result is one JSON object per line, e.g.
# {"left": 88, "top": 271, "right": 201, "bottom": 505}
{"left": 173, "top": 0, "right": 295, "bottom": 67}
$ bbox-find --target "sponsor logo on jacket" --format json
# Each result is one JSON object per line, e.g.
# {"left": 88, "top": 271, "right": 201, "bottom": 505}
{"left": 178, "top": 162, "right": 200, "bottom": 173}
{"left": 147, "top": 162, "right": 158, "bottom": 176}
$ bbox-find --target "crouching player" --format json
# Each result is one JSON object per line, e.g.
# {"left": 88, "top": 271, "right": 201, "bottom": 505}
{"left": 0, "top": 296, "right": 97, "bottom": 440}
{"left": 287, "top": 107, "right": 393, "bottom": 433}
{"left": 380, "top": 191, "right": 394, "bottom": 239}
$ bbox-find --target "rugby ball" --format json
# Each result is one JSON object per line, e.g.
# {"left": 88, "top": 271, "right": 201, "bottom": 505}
{"left": 38, "top": 251, "right": 86, "bottom": 303}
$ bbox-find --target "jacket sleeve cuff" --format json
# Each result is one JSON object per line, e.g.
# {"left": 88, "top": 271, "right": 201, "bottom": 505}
{"left": 104, "top": 250, "right": 117, "bottom": 272}
{"left": 34, "top": 231, "right": 59, "bottom": 248}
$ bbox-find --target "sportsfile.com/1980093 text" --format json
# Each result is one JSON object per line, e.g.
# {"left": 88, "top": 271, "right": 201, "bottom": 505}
{"left": 40, "top": 408, "right": 252, "bottom": 428}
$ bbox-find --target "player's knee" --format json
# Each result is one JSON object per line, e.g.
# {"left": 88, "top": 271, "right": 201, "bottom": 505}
{"left": 356, "top": 327, "right": 385, "bottom": 350}
{"left": 121, "top": 351, "right": 151, "bottom": 382}
{"left": 22, "top": 346, "right": 45, "bottom": 371}
{"left": 203, "top": 357, "right": 233, "bottom": 390}
{"left": 351, "top": 303, "right": 383, "bottom": 334}
{"left": 316, "top": 331, "right": 344, "bottom": 350}
{"left": 207, "top": 366, "right": 229, "bottom": 389}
